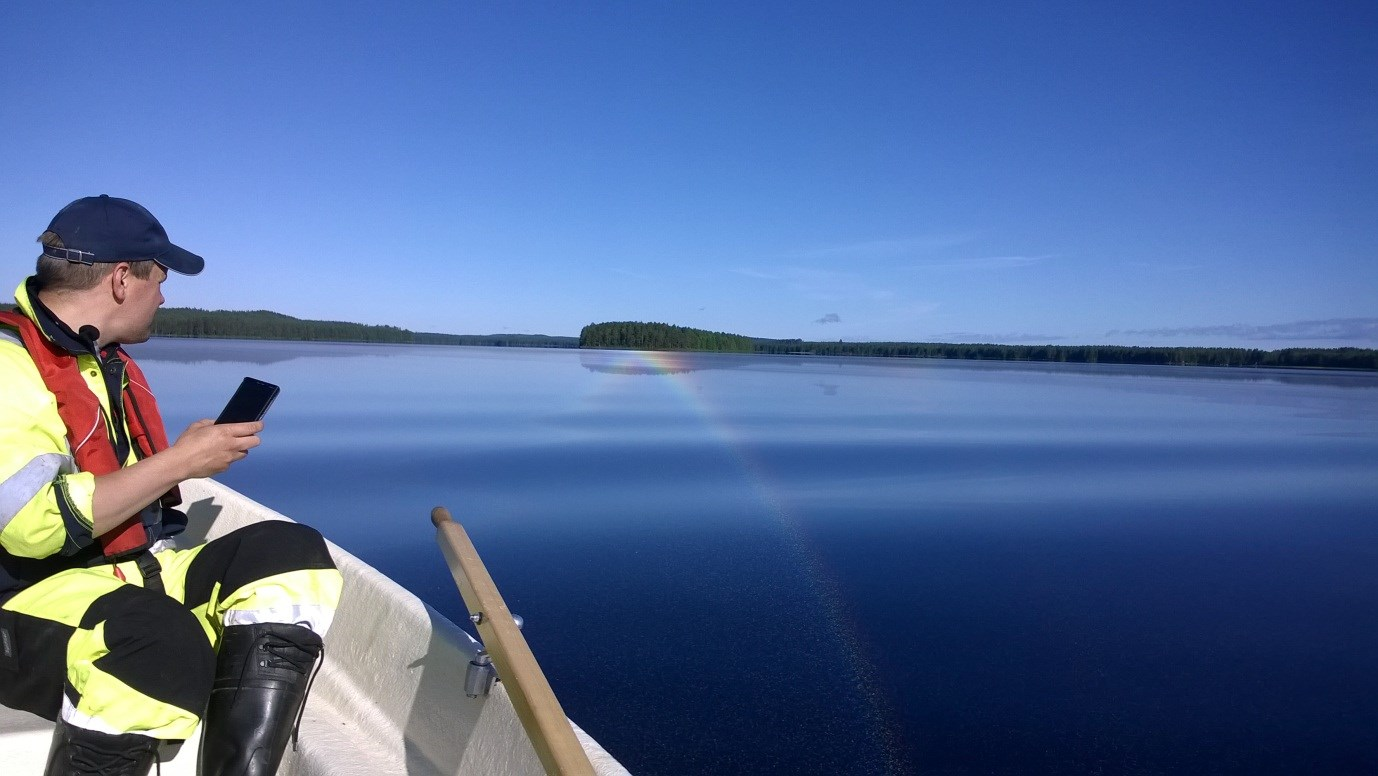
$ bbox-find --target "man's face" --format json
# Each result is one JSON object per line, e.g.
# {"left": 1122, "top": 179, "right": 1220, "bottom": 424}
{"left": 115, "top": 263, "right": 167, "bottom": 344}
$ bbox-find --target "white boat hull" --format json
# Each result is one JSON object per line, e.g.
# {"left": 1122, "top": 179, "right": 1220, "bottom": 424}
{"left": 0, "top": 478, "right": 629, "bottom": 775}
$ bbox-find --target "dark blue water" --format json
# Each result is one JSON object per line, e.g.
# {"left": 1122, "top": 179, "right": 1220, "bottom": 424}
{"left": 136, "top": 340, "right": 1378, "bottom": 774}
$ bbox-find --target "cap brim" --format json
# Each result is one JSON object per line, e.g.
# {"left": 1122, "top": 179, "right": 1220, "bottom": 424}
{"left": 158, "top": 244, "right": 205, "bottom": 276}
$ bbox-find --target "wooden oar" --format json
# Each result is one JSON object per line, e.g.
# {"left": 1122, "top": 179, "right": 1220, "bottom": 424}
{"left": 431, "top": 506, "right": 596, "bottom": 776}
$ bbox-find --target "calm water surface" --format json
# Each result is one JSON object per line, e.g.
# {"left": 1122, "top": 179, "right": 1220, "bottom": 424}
{"left": 134, "top": 339, "right": 1378, "bottom": 775}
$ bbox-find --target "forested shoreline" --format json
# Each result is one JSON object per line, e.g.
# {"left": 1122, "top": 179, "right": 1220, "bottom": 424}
{"left": 584, "top": 322, "right": 1378, "bottom": 370}
{"left": 750, "top": 338, "right": 1378, "bottom": 370}
{"left": 148, "top": 307, "right": 581, "bottom": 348}
{"left": 2, "top": 305, "right": 1373, "bottom": 369}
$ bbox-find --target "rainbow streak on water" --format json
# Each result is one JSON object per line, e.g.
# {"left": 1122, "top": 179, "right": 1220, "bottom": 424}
{"left": 579, "top": 349, "right": 910, "bottom": 774}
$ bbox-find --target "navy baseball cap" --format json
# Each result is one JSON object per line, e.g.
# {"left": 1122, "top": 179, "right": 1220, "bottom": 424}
{"left": 40, "top": 195, "right": 204, "bottom": 276}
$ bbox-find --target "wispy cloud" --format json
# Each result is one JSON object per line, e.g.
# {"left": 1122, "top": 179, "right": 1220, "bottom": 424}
{"left": 1123, "top": 259, "right": 1205, "bottom": 273}
{"left": 728, "top": 267, "right": 779, "bottom": 280}
{"left": 1110, "top": 318, "right": 1378, "bottom": 343}
{"left": 815, "top": 313, "right": 841, "bottom": 324}
{"left": 787, "top": 232, "right": 1052, "bottom": 276}
{"left": 909, "top": 255, "right": 1051, "bottom": 271}
{"left": 730, "top": 265, "right": 890, "bottom": 302}
{"left": 610, "top": 267, "right": 658, "bottom": 282}
{"left": 792, "top": 234, "right": 978, "bottom": 260}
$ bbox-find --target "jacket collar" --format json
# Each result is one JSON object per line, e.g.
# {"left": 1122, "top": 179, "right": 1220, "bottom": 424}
{"left": 14, "top": 277, "right": 106, "bottom": 358}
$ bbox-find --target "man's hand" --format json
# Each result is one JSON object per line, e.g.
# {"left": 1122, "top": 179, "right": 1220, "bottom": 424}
{"left": 90, "top": 418, "right": 265, "bottom": 537}
{"left": 168, "top": 419, "right": 263, "bottom": 478}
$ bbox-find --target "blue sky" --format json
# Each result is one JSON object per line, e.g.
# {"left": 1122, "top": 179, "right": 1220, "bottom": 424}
{"left": 2, "top": 2, "right": 1374, "bottom": 349}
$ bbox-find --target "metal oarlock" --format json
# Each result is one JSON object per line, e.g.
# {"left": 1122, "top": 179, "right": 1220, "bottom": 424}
{"left": 469, "top": 612, "right": 524, "bottom": 629}
{"left": 463, "top": 613, "right": 524, "bottom": 697}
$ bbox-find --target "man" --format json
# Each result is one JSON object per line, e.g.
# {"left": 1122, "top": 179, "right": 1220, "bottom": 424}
{"left": 0, "top": 195, "right": 343, "bottom": 776}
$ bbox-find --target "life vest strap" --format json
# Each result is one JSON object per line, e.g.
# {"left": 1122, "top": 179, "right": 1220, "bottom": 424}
{"left": 134, "top": 551, "right": 163, "bottom": 595}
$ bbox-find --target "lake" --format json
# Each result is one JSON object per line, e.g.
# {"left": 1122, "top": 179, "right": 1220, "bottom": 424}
{"left": 132, "top": 339, "right": 1378, "bottom": 775}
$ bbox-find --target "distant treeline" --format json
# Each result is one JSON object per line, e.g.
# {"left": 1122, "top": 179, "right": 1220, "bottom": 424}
{"left": 148, "top": 307, "right": 578, "bottom": 348}
{"left": 153, "top": 308, "right": 410, "bottom": 342}
{"left": 580, "top": 321, "right": 754, "bottom": 352}
{"left": 581, "top": 321, "right": 1378, "bottom": 370}
{"left": 751, "top": 339, "right": 1378, "bottom": 370}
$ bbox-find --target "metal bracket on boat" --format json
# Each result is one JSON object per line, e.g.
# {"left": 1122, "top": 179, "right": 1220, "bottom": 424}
{"left": 465, "top": 612, "right": 524, "bottom": 697}
{"left": 465, "top": 650, "right": 498, "bottom": 697}
{"left": 470, "top": 612, "right": 524, "bottom": 630}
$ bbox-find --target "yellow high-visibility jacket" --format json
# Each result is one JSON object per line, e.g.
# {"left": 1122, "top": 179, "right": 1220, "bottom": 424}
{"left": 0, "top": 279, "right": 148, "bottom": 595}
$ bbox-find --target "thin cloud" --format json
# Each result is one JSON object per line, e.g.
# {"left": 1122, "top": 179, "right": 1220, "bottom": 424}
{"left": 610, "top": 267, "right": 658, "bottom": 282}
{"left": 1123, "top": 259, "right": 1205, "bottom": 273}
{"left": 728, "top": 267, "right": 780, "bottom": 280}
{"left": 731, "top": 265, "right": 880, "bottom": 302}
{"left": 1111, "top": 318, "right": 1378, "bottom": 343}
{"left": 793, "top": 234, "right": 978, "bottom": 260}
{"left": 909, "top": 255, "right": 1050, "bottom": 271}
{"left": 815, "top": 313, "right": 841, "bottom": 324}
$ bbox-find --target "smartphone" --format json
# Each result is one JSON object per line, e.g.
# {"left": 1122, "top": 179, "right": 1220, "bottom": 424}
{"left": 215, "top": 377, "right": 280, "bottom": 424}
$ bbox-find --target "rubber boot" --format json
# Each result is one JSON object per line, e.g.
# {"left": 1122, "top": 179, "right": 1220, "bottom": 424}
{"left": 45, "top": 718, "right": 159, "bottom": 776}
{"left": 198, "top": 622, "right": 323, "bottom": 776}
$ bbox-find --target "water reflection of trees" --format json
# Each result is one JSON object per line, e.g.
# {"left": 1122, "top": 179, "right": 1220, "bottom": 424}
{"left": 578, "top": 351, "right": 751, "bottom": 376}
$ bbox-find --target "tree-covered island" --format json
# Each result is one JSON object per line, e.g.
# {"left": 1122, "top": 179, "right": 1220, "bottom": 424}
{"left": 580, "top": 321, "right": 754, "bottom": 352}
{"left": 2, "top": 304, "right": 1371, "bottom": 369}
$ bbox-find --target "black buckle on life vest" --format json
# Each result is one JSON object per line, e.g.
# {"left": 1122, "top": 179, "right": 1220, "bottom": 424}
{"left": 134, "top": 551, "right": 164, "bottom": 595}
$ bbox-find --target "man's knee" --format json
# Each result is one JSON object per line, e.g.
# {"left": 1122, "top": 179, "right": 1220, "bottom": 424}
{"left": 231, "top": 521, "right": 335, "bottom": 571}
{"left": 101, "top": 590, "right": 210, "bottom": 654}
{"left": 84, "top": 587, "right": 215, "bottom": 717}
{"left": 183, "top": 522, "right": 337, "bottom": 610}
{"left": 212, "top": 522, "right": 342, "bottom": 636}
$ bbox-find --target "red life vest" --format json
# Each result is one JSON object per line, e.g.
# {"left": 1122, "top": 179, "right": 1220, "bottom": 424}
{"left": 0, "top": 310, "right": 180, "bottom": 558}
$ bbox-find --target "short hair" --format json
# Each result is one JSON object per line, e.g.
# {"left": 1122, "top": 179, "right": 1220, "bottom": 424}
{"left": 34, "top": 231, "right": 156, "bottom": 293}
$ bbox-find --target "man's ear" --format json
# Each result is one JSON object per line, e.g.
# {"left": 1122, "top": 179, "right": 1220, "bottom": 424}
{"left": 109, "top": 263, "right": 132, "bottom": 303}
